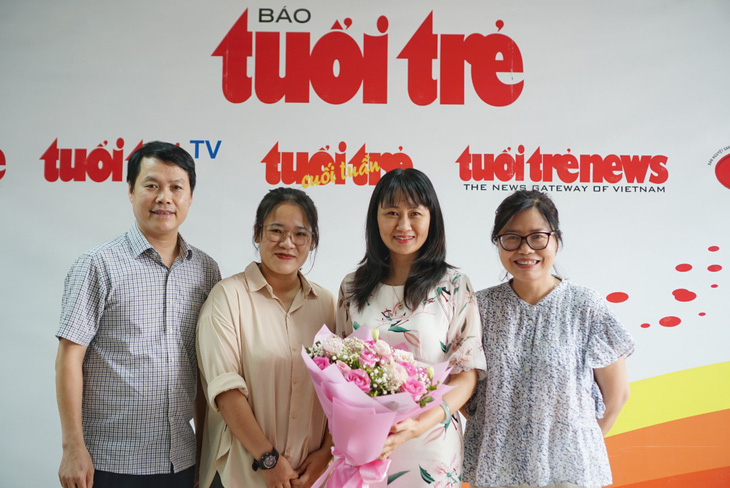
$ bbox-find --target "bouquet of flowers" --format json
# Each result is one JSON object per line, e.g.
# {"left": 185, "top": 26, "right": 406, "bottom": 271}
{"left": 302, "top": 325, "right": 453, "bottom": 488}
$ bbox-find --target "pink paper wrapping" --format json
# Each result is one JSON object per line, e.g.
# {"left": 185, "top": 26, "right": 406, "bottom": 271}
{"left": 303, "top": 325, "right": 454, "bottom": 488}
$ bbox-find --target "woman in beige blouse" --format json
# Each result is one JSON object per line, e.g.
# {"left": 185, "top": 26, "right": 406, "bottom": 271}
{"left": 196, "top": 188, "right": 335, "bottom": 488}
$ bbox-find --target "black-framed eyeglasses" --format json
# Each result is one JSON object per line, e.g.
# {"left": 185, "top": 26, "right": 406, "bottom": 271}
{"left": 264, "top": 225, "right": 312, "bottom": 246}
{"left": 497, "top": 232, "right": 554, "bottom": 251}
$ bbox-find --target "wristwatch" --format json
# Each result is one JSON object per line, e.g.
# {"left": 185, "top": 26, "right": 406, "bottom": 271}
{"left": 252, "top": 447, "right": 279, "bottom": 471}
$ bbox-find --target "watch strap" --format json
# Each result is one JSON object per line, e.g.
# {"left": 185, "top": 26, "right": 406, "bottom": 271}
{"left": 252, "top": 447, "right": 279, "bottom": 471}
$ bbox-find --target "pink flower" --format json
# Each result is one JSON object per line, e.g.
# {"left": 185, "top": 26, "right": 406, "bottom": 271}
{"left": 335, "top": 361, "right": 351, "bottom": 376}
{"left": 401, "top": 377, "right": 426, "bottom": 401}
{"left": 384, "top": 362, "right": 408, "bottom": 385}
{"left": 312, "top": 356, "right": 330, "bottom": 370}
{"left": 359, "top": 349, "right": 377, "bottom": 368}
{"left": 345, "top": 369, "right": 372, "bottom": 393}
{"left": 399, "top": 361, "right": 418, "bottom": 376}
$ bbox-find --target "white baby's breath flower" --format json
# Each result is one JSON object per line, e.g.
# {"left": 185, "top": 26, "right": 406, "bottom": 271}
{"left": 321, "top": 337, "right": 344, "bottom": 357}
{"left": 343, "top": 337, "right": 364, "bottom": 353}
{"left": 392, "top": 349, "right": 414, "bottom": 362}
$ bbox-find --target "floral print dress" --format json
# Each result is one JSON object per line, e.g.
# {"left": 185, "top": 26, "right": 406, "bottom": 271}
{"left": 336, "top": 268, "right": 487, "bottom": 487}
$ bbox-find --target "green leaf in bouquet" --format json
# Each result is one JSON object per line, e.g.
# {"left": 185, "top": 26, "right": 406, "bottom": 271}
{"left": 419, "top": 395, "right": 435, "bottom": 408}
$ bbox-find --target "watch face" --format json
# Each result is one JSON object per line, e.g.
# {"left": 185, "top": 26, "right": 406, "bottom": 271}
{"left": 262, "top": 453, "right": 277, "bottom": 469}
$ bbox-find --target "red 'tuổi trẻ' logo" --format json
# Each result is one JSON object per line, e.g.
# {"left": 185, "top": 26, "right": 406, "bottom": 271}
{"left": 212, "top": 9, "right": 523, "bottom": 106}
{"left": 457, "top": 145, "right": 669, "bottom": 192}
{"left": 261, "top": 141, "right": 413, "bottom": 187}
{"left": 40, "top": 138, "right": 143, "bottom": 182}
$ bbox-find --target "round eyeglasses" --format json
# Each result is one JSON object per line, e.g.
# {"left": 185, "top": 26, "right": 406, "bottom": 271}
{"left": 264, "top": 225, "right": 312, "bottom": 246}
{"left": 497, "top": 231, "right": 554, "bottom": 251}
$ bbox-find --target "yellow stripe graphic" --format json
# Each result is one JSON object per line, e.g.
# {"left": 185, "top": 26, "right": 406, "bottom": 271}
{"left": 608, "top": 361, "right": 730, "bottom": 437}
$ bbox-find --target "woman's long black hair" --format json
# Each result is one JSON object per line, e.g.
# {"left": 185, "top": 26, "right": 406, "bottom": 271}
{"left": 349, "top": 168, "right": 450, "bottom": 311}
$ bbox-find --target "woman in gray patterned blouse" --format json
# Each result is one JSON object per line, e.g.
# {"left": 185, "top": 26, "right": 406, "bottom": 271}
{"left": 462, "top": 190, "right": 635, "bottom": 488}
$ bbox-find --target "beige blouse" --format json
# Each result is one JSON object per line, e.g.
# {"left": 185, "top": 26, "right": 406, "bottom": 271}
{"left": 196, "top": 262, "right": 336, "bottom": 488}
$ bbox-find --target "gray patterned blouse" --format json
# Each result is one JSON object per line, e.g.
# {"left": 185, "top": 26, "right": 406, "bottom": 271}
{"left": 463, "top": 280, "right": 635, "bottom": 488}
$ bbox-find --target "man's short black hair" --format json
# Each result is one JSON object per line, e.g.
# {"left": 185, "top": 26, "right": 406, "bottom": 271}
{"left": 127, "top": 141, "right": 196, "bottom": 192}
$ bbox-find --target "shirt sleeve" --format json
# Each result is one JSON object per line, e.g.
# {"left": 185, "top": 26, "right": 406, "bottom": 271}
{"left": 444, "top": 272, "right": 487, "bottom": 378}
{"left": 56, "top": 252, "right": 108, "bottom": 346}
{"left": 199, "top": 252, "right": 222, "bottom": 297}
{"left": 323, "top": 287, "right": 337, "bottom": 334}
{"left": 196, "top": 281, "right": 249, "bottom": 411}
{"left": 585, "top": 294, "right": 636, "bottom": 370}
{"left": 209, "top": 260, "right": 222, "bottom": 289}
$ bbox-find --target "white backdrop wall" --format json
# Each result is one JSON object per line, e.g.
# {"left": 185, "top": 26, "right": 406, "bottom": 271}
{"left": 1, "top": 1, "right": 729, "bottom": 486}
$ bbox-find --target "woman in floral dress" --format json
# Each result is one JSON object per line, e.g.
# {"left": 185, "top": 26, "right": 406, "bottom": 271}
{"left": 336, "top": 168, "right": 486, "bottom": 487}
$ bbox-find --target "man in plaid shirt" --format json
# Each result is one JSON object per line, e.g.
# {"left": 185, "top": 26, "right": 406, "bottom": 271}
{"left": 55, "top": 141, "right": 221, "bottom": 488}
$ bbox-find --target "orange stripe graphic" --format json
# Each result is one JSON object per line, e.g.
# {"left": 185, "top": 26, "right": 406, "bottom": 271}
{"left": 614, "top": 465, "right": 730, "bottom": 488}
{"left": 607, "top": 409, "right": 730, "bottom": 486}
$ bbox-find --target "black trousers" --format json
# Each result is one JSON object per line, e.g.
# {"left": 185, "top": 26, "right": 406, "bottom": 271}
{"left": 93, "top": 466, "right": 194, "bottom": 488}
{"left": 210, "top": 472, "right": 224, "bottom": 488}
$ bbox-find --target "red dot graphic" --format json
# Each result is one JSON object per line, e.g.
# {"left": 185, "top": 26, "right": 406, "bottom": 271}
{"left": 711, "top": 284, "right": 719, "bottom": 288}
{"left": 659, "top": 316, "right": 681, "bottom": 327}
{"left": 640, "top": 323, "right": 651, "bottom": 328}
{"left": 606, "top": 292, "right": 629, "bottom": 303}
{"left": 708, "top": 246, "right": 720, "bottom": 252}
{"left": 716, "top": 154, "right": 730, "bottom": 189}
{"left": 672, "top": 289, "right": 697, "bottom": 302}
{"left": 675, "top": 263, "right": 692, "bottom": 272}
{"left": 708, "top": 265, "right": 723, "bottom": 272}
{"left": 699, "top": 312, "right": 706, "bottom": 316}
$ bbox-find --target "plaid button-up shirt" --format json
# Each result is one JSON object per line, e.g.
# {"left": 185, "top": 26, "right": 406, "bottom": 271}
{"left": 56, "top": 224, "right": 220, "bottom": 475}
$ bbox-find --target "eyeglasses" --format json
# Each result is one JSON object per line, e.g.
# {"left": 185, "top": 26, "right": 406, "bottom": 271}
{"left": 264, "top": 225, "right": 312, "bottom": 246}
{"left": 497, "top": 232, "right": 554, "bottom": 251}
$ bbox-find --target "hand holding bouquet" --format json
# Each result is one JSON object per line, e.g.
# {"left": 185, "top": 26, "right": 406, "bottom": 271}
{"left": 302, "top": 325, "right": 453, "bottom": 487}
